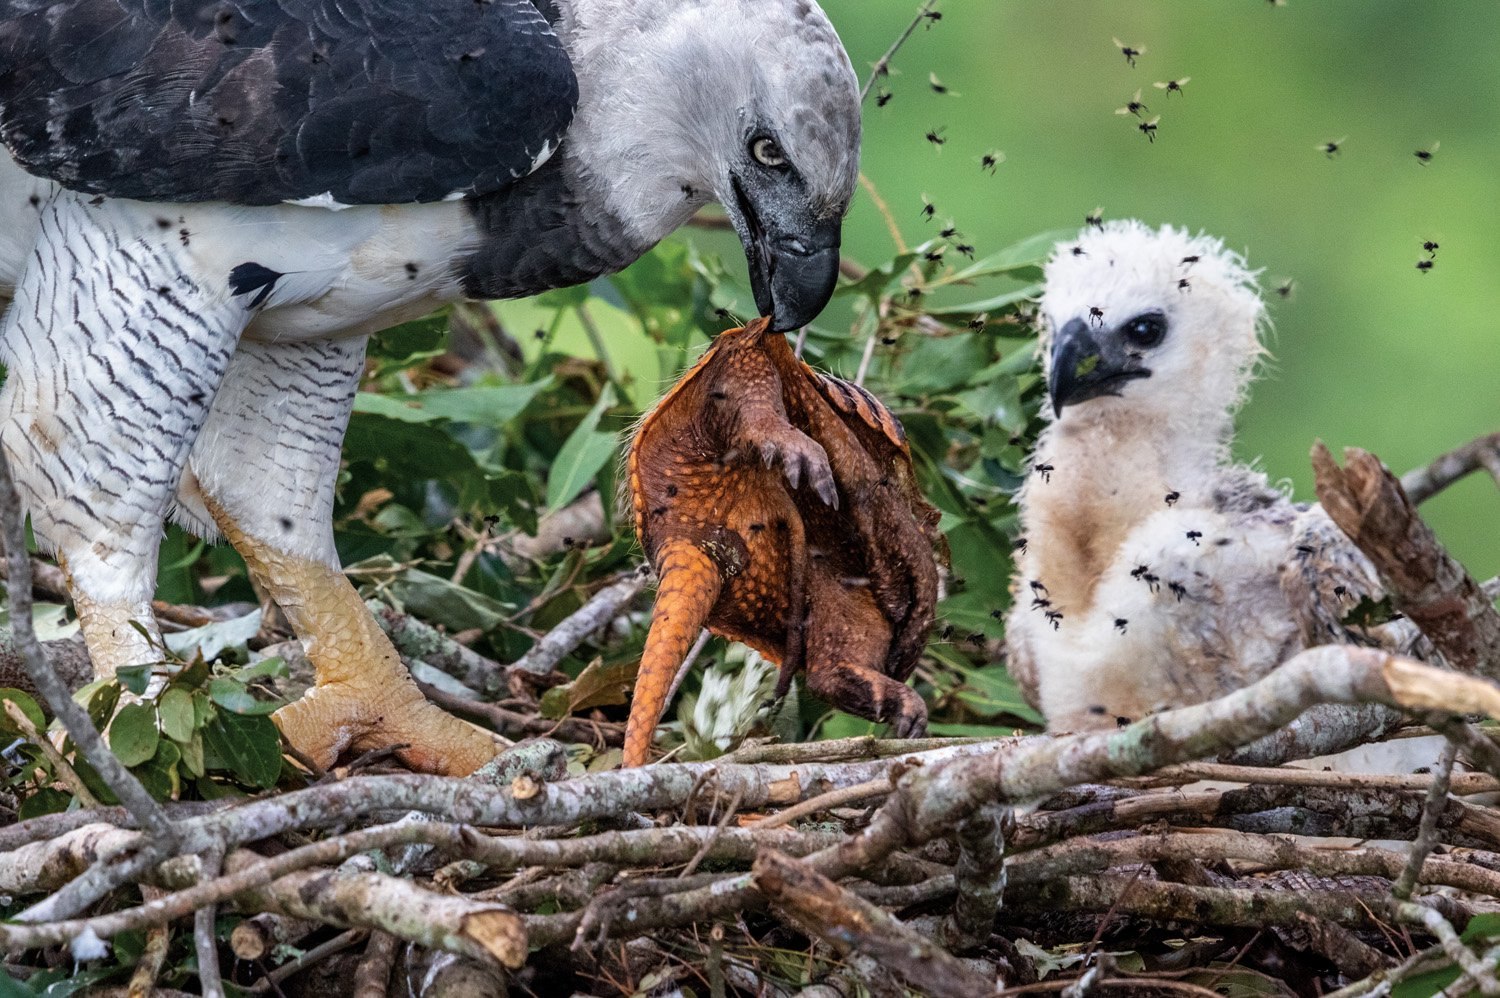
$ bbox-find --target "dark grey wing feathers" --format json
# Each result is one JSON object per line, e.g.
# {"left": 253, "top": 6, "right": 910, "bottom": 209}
{"left": 0, "top": 0, "right": 578, "bottom": 205}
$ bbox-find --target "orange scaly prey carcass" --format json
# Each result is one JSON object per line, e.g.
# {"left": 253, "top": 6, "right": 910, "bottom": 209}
{"left": 623, "top": 318, "right": 942, "bottom": 766}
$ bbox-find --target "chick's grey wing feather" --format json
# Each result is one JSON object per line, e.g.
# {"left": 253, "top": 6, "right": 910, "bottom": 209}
{"left": 0, "top": 0, "right": 577, "bottom": 205}
{"left": 1279, "top": 504, "right": 1423, "bottom": 653}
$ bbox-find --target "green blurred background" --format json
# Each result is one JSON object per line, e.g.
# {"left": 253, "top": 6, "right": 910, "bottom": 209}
{"left": 812, "top": 0, "right": 1498, "bottom": 578}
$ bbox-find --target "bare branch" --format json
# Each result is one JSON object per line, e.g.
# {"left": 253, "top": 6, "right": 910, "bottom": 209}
{"left": 1394, "top": 739, "right": 1459, "bottom": 900}
{"left": 1314, "top": 442, "right": 1500, "bottom": 680}
{"left": 751, "top": 848, "right": 994, "bottom": 998}
{"left": 504, "top": 565, "right": 650, "bottom": 685}
{"left": 859, "top": 1, "right": 939, "bottom": 103}
{"left": 1400, "top": 431, "right": 1500, "bottom": 505}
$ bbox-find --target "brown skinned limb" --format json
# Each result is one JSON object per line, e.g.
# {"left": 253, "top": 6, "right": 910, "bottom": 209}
{"left": 625, "top": 539, "right": 722, "bottom": 767}
{"left": 803, "top": 572, "right": 926, "bottom": 737}
{"left": 765, "top": 333, "right": 937, "bottom": 681}
{"left": 709, "top": 338, "right": 836, "bottom": 508}
{"left": 774, "top": 512, "right": 809, "bottom": 695}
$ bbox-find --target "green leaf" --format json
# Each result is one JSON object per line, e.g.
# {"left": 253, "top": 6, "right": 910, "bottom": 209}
{"left": 133, "top": 740, "right": 181, "bottom": 800}
{"left": 233, "top": 657, "right": 290, "bottom": 683}
{"left": 76, "top": 672, "right": 120, "bottom": 729}
{"left": 366, "top": 311, "right": 450, "bottom": 376}
{"left": 17, "top": 787, "right": 71, "bottom": 820}
{"left": 408, "top": 381, "right": 551, "bottom": 426}
{"left": 894, "top": 334, "right": 993, "bottom": 395}
{"left": 0, "top": 971, "right": 37, "bottom": 997}
{"left": 342, "top": 412, "right": 482, "bottom": 481}
{"left": 208, "top": 677, "right": 277, "bottom": 716}
{"left": 546, "top": 383, "right": 619, "bottom": 512}
{"left": 944, "top": 228, "right": 1074, "bottom": 283}
{"left": 955, "top": 376, "right": 1026, "bottom": 435}
{"left": 157, "top": 687, "right": 196, "bottom": 743}
{"left": 201, "top": 710, "right": 283, "bottom": 789}
{"left": 108, "top": 703, "right": 160, "bottom": 767}
{"left": 921, "top": 283, "right": 1040, "bottom": 318}
{"left": 834, "top": 251, "right": 920, "bottom": 301}
{"left": 115, "top": 665, "right": 151, "bottom": 696}
{"left": 1462, "top": 912, "right": 1500, "bottom": 943}
{"left": 163, "top": 609, "right": 263, "bottom": 661}
{"left": 353, "top": 379, "right": 550, "bottom": 428}
{"left": 179, "top": 731, "right": 206, "bottom": 778}
{"left": 0, "top": 688, "right": 44, "bottom": 739}
{"left": 381, "top": 567, "right": 514, "bottom": 632}
{"left": 1391, "top": 965, "right": 1461, "bottom": 998}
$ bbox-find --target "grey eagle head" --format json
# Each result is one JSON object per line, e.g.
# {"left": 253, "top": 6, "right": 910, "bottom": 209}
{"left": 557, "top": 0, "right": 861, "bottom": 331}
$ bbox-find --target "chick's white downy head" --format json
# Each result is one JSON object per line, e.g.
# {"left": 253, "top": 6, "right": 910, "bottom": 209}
{"left": 1040, "top": 221, "right": 1267, "bottom": 447}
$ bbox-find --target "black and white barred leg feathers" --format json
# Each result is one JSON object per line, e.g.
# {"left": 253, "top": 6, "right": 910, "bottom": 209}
{"left": 0, "top": 192, "right": 499, "bottom": 775}
{"left": 0, "top": 191, "right": 245, "bottom": 687}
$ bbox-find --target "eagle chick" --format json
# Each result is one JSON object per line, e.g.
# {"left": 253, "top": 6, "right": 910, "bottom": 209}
{"left": 1007, "top": 221, "right": 1411, "bottom": 732}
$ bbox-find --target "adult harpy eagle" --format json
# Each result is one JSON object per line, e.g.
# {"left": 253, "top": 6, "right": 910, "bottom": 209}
{"left": 0, "top": 0, "right": 861, "bottom": 775}
{"left": 1006, "top": 221, "right": 1423, "bottom": 733}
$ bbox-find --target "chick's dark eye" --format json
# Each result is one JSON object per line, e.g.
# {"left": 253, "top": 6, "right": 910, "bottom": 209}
{"left": 1122, "top": 311, "right": 1167, "bottom": 348}
{"left": 751, "top": 136, "right": 787, "bottom": 168}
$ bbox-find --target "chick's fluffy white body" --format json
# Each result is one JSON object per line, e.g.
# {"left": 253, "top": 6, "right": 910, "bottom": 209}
{"left": 1008, "top": 222, "right": 1398, "bottom": 731}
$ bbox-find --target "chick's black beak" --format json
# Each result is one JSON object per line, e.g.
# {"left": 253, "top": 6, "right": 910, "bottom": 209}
{"left": 1048, "top": 318, "right": 1152, "bottom": 417}
{"left": 731, "top": 174, "right": 842, "bottom": 333}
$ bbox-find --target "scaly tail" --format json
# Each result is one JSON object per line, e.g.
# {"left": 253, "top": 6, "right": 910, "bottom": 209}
{"left": 624, "top": 539, "right": 722, "bottom": 767}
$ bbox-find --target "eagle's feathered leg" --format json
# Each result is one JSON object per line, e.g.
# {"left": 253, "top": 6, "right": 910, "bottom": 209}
{"left": 0, "top": 193, "right": 246, "bottom": 688}
{"left": 178, "top": 337, "right": 500, "bottom": 775}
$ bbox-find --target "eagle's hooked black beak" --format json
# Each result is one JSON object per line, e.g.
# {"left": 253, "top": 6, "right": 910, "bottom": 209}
{"left": 729, "top": 173, "right": 842, "bottom": 333}
{"left": 1048, "top": 317, "right": 1152, "bottom": 417}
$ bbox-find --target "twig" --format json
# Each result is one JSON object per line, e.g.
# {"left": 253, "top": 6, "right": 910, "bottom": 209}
{"left": 127, "top": 886, "right": 171, "bottom": 998}
{"left": 1396, "top": 901, "right": 1500, "bottom": 992}
{"left": 0, "top": 446, "right": 176, "bottom": 849}
{"left": 247, "top": 928, "right": 367, "bottom": 994}
{"left": 751, "top": 848, "right": 994, "bottom": 998}
{"left": 417, "top": 680, "right": 623, "bottom": 747}
{"left": 749, "top": 777, "right": 892, "bottom": 830}
{"left": 1005, "top": 828, "right": 1500, "bottom": 898}
{"left": 945, "top": 803, "right": 1011, "bottom": 952}
{"left": 366, "top": 599, "right": 510, "bottom": 693}
{"left": 727, "top": 734, "right": 999, "bottom": 765}
{"left": 680, "top": 789, "right": 744, "bottom": 878}
{"left": 352, "top": 931, "right": 398, "bottom": 998}
{"left": 1010, "top": 874, "right": 1440, "bottom": 934}
{"left": 1399, "top": 431, "right": 1500, "bottom": 505}
{"left": 1394, "top": 739, "right": 1459, "bottom": 900}
{"left": 0, "top": 821, "right": 484, "bottom": 949}
{"left": 3, "top": 697, "right": 98, "bottom": 806}
{"left": 504, "top": 565, "right": 651, "bottom": 686}
{"left": 859, "top": 0, "right": 939, "bottom": 102}
{"left": 1142, "top": 759, "right": 1499, "bottom": 795}
{"left": 1314, "top": 442, "right": 1500, "bottom": 681}
{"left": 663, "top": 628, "right": 712, "bottom": 715}
{"left": 860, "top": 648, "right": 1500, "bottom": 867}
{"left": 195, "top": 848, "right": 226, "bottom": 998}
{"left": 229, "top": 914, "right": 320, "bottom": 963}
